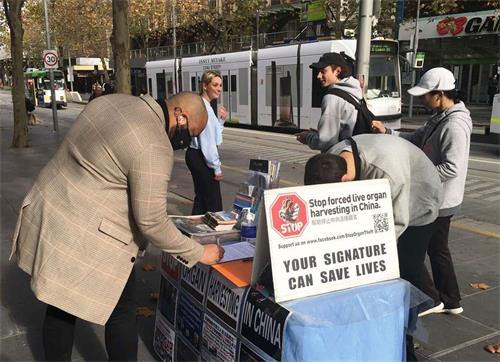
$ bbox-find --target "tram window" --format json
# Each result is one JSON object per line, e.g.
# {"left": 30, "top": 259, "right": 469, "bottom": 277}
{"left": 230, "top": 74, "right": 238, "bottom": 111}
{"left": 166, "top": 72, "right": 174, "bottom": 96}
{"left": 231, "top": 75, "right": 237, "bottom": 92}
{"left": 266, "top": 64, "right": 303, "bottom": 108}
{"left": 191, "top": 76, "right": 197, "bottom": 92}
{"left": 239, "top": 68, "right": 248, "bottom": 105}
{"left": 367, "top": 57, "right": 398, "bottom": 99}
{"left": 222, "top": 75, "right": 229, "bottom": 109}
{"left": 156, "top": 72, "right": 166, "bottom": 99}
{"left": 148, "top": 78, "right": 152, "bottom": 96}
{"left": 182, "top": 72, "right": 190, "bottom": 92}
{"left": 311, "top": 68, "right": 327, "bottom": 108}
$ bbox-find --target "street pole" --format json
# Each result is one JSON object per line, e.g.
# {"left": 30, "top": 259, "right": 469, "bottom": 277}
{"left": 408, "top": 0, "right": 421, "bottom": 118}
{"left": 68, "top": 49, "right": 73, "bottom": 92}
{"left": 172, "top": 0, "right": 177, "bottom": 93}
{"left": 43, "top": 0, "right": 58, "bottom": 132}
{"left": 256, "top": 10, "right": 260, "bottom": 50}
{"left": 355, "top": 0, "right": 374, "bottom": 94}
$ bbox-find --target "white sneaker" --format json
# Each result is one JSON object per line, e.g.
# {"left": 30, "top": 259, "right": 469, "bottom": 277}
{"left": 441, "top": 306, "right": 463, "bottom": 315}
{"left": 418, "top": 302, "right": 444, "bottom": 317}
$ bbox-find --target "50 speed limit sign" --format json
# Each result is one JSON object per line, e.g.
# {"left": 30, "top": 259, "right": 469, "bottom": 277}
{"left": 43, "top": 50, "right": 59, "bottom": 69}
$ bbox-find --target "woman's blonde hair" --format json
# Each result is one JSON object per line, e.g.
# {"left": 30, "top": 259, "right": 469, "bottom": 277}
{"left": 199, "top": 70, "right": 222, "bottom": 95}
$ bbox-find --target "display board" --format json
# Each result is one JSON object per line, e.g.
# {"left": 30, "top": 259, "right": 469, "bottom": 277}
{"left": 154, "top": 253, "right": 291, "bottom": 362}
{"left": 263, "top": 179, "right": 400, "bottom": 303}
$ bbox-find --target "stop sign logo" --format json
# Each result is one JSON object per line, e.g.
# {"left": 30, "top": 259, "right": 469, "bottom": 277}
{"left": 270, "top": 193, "right": 308, "bottom": 238}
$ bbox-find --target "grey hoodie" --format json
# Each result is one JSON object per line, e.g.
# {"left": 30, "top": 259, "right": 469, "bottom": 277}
{"left": 394, "top": 101, "right": 472, "bottom": 216}
{"left": 330, "top": 134, "right": 443, "bottom": 238}
{"left": 305, "top": 77, "right": 363, "bottom": 152}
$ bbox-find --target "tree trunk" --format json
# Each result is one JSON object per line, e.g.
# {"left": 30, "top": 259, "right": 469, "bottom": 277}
{"left": 4, "top": 0, "right": 28, "bottom": 147}
{"left": 100, "top": 57, "right": 110, "bottom": 83}
{"left": 112, "top": 0, "right": 131, "bottom": 94}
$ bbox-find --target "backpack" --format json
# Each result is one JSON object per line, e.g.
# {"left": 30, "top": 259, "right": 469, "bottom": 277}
{"left": 326, "top": 88, "right": 374, "bottom": 136}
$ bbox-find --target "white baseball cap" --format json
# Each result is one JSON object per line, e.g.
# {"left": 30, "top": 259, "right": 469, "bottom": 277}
{"left": 408, "top": 67, "right": 456, "bottom": 96}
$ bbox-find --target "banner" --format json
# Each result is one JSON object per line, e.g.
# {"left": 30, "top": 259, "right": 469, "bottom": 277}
{"left": 176, "top": 293, "right": 204, "bottom": 351}
{"left": 201, "top": 313, "right": 238, "bottom": 361}
{"left": 239, "top": 342, "right": 268, "bottom": 362}
{"left": 180, "top": 263, "right": 210, "bottom": 305}
{"left": 161, "top": 252, "right": 180, "bottom": 282}
{"left": 158, "top": 275, "right": 178, "bottom": 325}
{"left": 241, "top": 288, "right": 291, "bottom": 361}
{"left": 264, "top": 179, "right": 400, "bottom": 303}
{"left": 153, "top": 314, "right": 175, "bottom": 362}
{"left": 206, "top": 270, "right": 247, "bottom": 331}
{"left": 175, "top": 336, "right": 199, "bottom": 362}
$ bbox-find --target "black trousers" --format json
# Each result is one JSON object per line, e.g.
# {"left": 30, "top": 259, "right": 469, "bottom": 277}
{"left": 421, "top": 216, "right": 461, "bottom": 308}
{"left": 42, "top": 269, "right": 138, "bottom": 361}
{"left": 397, "top": 223, "right": 436, "bottom": 362}
{"left": 185, "top": 148, "right": 223, "bottom": 215}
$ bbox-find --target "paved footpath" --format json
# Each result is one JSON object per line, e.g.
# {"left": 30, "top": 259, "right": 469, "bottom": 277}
{"left": 1, "top": 91, "right": 498, "bottom": 361}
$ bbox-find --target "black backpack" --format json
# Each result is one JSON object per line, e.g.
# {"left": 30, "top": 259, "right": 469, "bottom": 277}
{"left": 327, "top": 88, "right": 374, "bottom": 135}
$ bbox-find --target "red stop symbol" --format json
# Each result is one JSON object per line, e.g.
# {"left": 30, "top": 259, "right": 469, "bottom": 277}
{"left": 270, "top": 193, "right": 308, "bottom": 238}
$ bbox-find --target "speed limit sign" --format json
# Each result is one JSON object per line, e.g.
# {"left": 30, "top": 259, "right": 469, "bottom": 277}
{"left": 43, "top": 50, "right": 59, "bottom": 69}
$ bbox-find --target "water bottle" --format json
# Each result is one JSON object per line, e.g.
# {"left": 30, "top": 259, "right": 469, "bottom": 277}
{"left": 240, "top": 208, "right": 257, "bottom": 245}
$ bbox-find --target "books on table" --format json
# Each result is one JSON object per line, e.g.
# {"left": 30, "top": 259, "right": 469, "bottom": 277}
{"left": 203, "top": 211, "right": 238, "bottom": 231}
{"left": 171, "top": 215, "right": 239, "bottom": 244}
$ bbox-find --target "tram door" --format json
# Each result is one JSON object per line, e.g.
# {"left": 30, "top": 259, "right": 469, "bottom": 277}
{"left": 156, "top": 72, "right": 166, "bottom": 100}
{"left": 220, "top": 70, "right": 238, "bottom": 122}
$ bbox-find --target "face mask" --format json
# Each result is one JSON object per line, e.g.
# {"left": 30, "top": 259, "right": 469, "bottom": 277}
{"left": 170, "top": 115, "right": 191, "bottom": 150}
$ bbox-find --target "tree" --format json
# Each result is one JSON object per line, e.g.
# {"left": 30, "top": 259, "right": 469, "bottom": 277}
{"left": 112, "top": 0, "right": 130, "bottom": 93}
{"left": 3, "top": 0, "right": 28, "bottom": 148}
{"left": 22, "top": 1, "right": 44, "bottom": 68}
{"left": 324, "top": 0, "right": 358, "bottom": 39}
{"left": 405, "top": 0, "right": 500, "bottom": 18}
{"left": 129, "top": 0, "right": 168, "bottom": 50}
{"left": 50, "top": 0, "right": 112, "bottom": 83}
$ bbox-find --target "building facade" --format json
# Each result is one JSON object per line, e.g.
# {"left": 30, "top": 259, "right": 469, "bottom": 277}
{"left": 399, "top": 10, "right": 500, "bottom": 105}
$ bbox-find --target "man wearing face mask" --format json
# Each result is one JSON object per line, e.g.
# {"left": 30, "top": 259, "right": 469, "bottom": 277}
{"left": 10, "top": 91, "right": 224, "bottom": 361}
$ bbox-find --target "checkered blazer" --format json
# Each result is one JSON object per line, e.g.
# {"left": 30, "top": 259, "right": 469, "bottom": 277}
{"left": 10, "top": 94, "right": 204, "bottom": 325}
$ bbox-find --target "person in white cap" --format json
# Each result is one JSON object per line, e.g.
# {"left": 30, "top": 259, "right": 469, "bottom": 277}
{"left": 372, "top": 67, "right": 472, "bottom": 316}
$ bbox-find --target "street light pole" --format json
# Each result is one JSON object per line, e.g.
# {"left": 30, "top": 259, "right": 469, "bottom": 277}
{"left": 408, "top": 0, "right": 421, "bottom": 118}
{"left": 172, "top": 0, "right": 178, "bottom": 92}
{"left": 43, "top": 0, "right": 58, "bottom": 132}
{"left": 256, "top": 10, "right": 260, "bottom": 50}
{"left": 355, "top": 0, "right": 373, "bottom": 93}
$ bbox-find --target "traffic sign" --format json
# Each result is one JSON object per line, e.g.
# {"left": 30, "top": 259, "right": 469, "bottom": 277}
{"left": 43, "top": 50, "right": 59, "bottom": 69}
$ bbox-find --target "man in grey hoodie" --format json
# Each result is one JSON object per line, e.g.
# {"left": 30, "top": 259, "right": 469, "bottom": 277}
{"left": 373, "top": 67, "right": 472, "bottom": 316}
{"left": 296, "top": 52, "right": 363, "bottom": 152}
{"left": 304, "top": 135, "right": 443, "bottom": 361}
{"left": 305, "top": 134, "right": 443, "bottom": 286}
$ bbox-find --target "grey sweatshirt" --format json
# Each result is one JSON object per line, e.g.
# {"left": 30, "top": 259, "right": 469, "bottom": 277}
{"left": 306, "top": 77, "right": 363, "bottom": 152}
{"left": 393, "top": 102, "right": 472, "bottom": 216}
{"left": 330, "top": 134, "right": 443, "bottom": 238}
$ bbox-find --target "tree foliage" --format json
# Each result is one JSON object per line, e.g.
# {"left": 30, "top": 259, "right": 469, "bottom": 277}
{"left": 324, "top": 0, "right": 358, "bottom": 39}
{"left": 129, "top": 0, "right": 169, "bottom": 49}
{"left": 406, "top": 0, "right": 500, "bottom": 18}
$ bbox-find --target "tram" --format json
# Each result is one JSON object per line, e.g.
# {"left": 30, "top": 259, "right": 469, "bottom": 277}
{"left": 24, "top": 68, "right": 67, "bottom": 108}
{"left": 146, "top": 39, "right": 401, "bottom": 130}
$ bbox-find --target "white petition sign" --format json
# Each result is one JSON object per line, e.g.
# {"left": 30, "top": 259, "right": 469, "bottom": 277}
{"left": 264, "top": 179, "right": 400, "bottom": 303}
{"left": 43, "top": 50, "right": 59, "bottom": 69}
